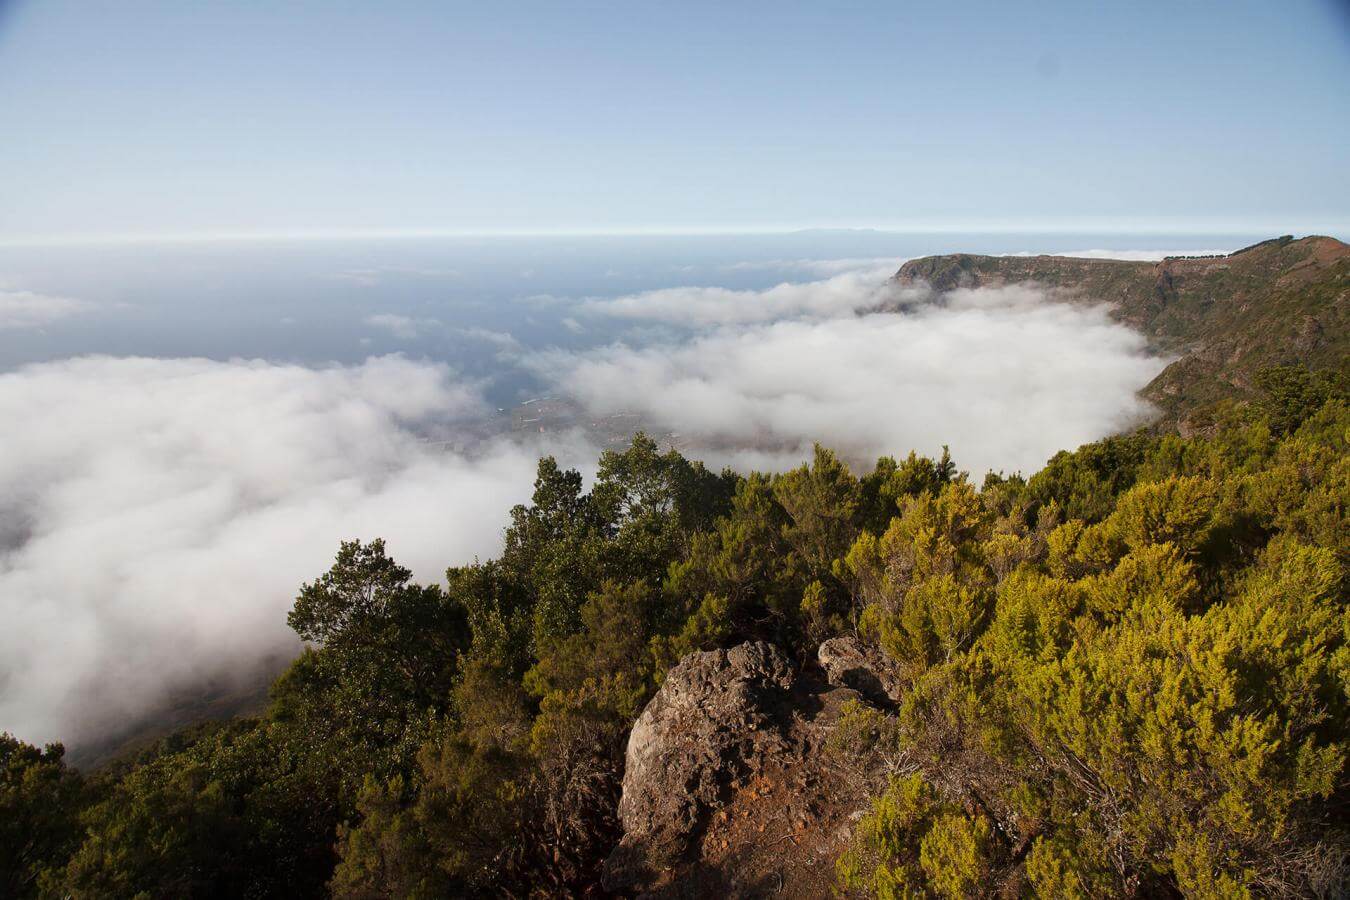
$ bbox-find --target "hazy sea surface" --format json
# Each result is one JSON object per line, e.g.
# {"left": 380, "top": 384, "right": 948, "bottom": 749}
{"left": 0, "top": 231, "right": 1249, "bottom": 405}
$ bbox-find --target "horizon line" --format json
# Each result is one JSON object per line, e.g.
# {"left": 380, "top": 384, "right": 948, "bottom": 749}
{"left": 0, "top": 221, "right": 1345, "bottom": 248}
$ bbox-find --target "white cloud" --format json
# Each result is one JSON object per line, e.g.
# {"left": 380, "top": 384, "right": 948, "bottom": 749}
{"left": 0, "top": 263, "right": 1180, "bottom": 749}
{"left": 0, "top": 355, "right": 569, "bottom": 747}
{"left": 364, "top": 312, "right": 440, "bottom": 339}
{"left": 331, "top": 266, "right": 460, "bottom": 287}
{"left": 533, "top": 284, "right": 1166, "bottom": 476}
{"left": 455, "top": 326, "right": 522, "bottom": 352}
{"left": 580, "top": 265, "right": 919, "bottom": 325}
{"left": 0, "top": 289, "right": 95, "bottom": 329}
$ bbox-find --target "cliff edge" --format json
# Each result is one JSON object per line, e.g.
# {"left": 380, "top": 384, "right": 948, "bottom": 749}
{"left": 888, "top": 235, "right": 1349, "bottom": 431}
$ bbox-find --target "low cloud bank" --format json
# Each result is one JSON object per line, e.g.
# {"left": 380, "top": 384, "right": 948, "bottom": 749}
{"left": 0, "top": 288, "right": 94, "bottom": 329}
{"left": 0, "top": 355, "right": 567, "bottom": 746}
{"left": 580, "top": 265, "right": 911, "bottom": 325}
{"left": 364, "top": 312, "right": 441, "bottom": 339}
{"left": 541, "top": 282, "right": 1167, "bottom": 475}
{"left": 1, "top": 262, "right": 1174, "bottom": 749}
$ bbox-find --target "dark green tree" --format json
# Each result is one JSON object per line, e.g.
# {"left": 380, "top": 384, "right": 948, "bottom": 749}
{"left": 0, "top": 735, "right": 88, "bottom": 898}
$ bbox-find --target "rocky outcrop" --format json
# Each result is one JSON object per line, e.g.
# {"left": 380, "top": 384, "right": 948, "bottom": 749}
{"left": 817, "top": 635, "right": 904, "bottom": 707}
{"left": 603, "top": 641, "right": 890, "bottom": 898}
{"left": 612, "top": 641, "right": 793, "bottom": 866}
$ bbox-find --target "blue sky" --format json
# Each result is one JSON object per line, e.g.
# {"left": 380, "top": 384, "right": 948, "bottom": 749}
{"left": 0, "top": 0, "right": 1347, "bottom": 241}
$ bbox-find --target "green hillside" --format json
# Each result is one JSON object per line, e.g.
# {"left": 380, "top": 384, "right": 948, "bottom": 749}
{"left": 891, "top": 235, "right": 1349, "bottom": 431}
{"left": 4, "top": 377, "right": 1347, "bottom": 898}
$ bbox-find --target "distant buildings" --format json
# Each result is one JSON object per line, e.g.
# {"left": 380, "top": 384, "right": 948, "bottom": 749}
{"left": 508, "top": 396, "right": 683, "bottom": 450}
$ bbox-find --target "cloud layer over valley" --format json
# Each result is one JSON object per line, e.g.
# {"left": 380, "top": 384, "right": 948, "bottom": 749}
{"left": 550, "top": 273, "right": 1167, "bottom": 475}
{"left": 0, "top": 356, "right": 564, "bottom": 747}
{"left": 0, "top": 254, "right": 1175, "bottom": 750}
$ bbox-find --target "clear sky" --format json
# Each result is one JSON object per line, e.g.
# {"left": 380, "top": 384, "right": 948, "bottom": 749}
{"left": 1, "top": 0, "right": 1347, "bottom": 241}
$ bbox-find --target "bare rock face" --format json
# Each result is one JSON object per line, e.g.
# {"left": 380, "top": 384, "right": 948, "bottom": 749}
{"left": 603, "top": 641, "right": 885, "bottom": 898}
{"left": 605, "top": 642, "right": 793, "bottom": 888}
{"left": 816, "top": 635, "right": 904, "bottom": 707}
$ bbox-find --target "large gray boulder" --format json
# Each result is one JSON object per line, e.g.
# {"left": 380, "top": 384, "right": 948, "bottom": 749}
{"left": 607, "top": 642, "right": 794, "bottom": 885}
{"left": 604, "top": 640, "right": 885, "bottom": 897}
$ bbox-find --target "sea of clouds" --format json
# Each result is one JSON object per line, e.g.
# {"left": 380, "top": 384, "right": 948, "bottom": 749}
{"left": 549, "top": 280, "right": 1162, "bottom": 474}
{"left": 0, "top": 356, "right": 573, "bottom": 745}
{"left": 0, "top": 253, "right": 1176, "bottom": 748}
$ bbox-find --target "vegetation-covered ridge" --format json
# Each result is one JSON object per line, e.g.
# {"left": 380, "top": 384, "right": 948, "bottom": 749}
{"left": 3, "top": 367, "right": 1348, "bottom": 898}
{"left": 890, "top": 235, "right": 1349, "bottom": 431}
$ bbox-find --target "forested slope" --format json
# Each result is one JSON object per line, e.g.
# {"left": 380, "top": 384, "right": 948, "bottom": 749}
{"left": 3, "top": 366, "right": 1346, "bottom": 898}
{"left": 889, "top": 235, "right": 1349, "bottom": 431}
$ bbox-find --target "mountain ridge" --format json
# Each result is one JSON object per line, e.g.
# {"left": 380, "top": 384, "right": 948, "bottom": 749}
{"left": 887, "top": 235, "right": 1349, "bottom": 431}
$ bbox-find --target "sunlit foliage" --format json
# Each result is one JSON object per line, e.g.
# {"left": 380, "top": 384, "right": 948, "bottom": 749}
{"left": 3, "top": 367, "right": 1344, "bottom": 898}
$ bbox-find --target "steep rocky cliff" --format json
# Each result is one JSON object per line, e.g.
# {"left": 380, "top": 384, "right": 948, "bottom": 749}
{"left": 888, "top": 235, "right": 1349, "bottom": 430}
